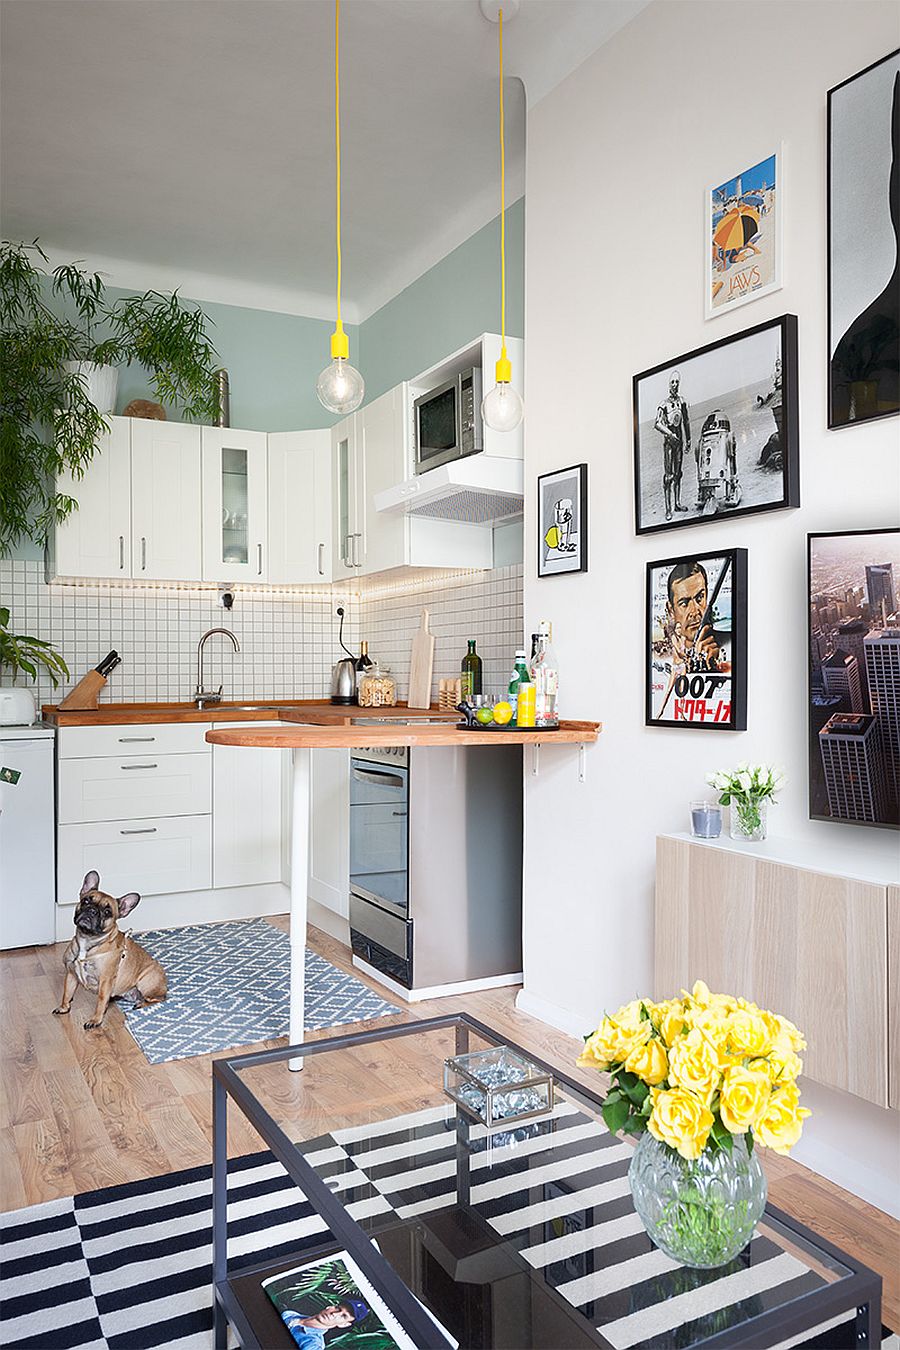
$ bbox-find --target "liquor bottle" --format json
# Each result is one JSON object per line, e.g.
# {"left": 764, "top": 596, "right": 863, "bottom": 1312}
{"left": 507, "top": 649, "right": 530, "bottom": 726}
{"left": 355, "top": 641, "right": 374, "bottom": 697}
{"left": 531, "top": 620, "right": 560, "bottom": 727}
{"left": 461, "top": 639, "right": 482, "bottom": 699}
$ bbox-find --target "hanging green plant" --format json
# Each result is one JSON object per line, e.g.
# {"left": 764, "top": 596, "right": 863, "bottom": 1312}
{"left": 0, "top": 239, "right": 219, "bottom": 554}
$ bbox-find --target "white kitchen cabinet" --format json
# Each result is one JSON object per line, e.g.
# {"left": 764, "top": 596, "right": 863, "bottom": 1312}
{"left": 360, "top": 385, "right": 408, "bottom": 575}
{"left": 54, "top": 415, "right": 131, "bottom": 578}
{"left": 332, "top": 413, "right": 363, "bottom": 578}
{"left": 58, "top": 814, "right": 212, "bottom": 902}
{"left": 308, "top": 748, "right": 349, "bottom": 918}
{"left": 131, "top": 420, "right": 202, "bottom": 580}
{"left": 202, "top": 427, "right": 269, "bottom": 583}
{"left": 212, "top": 724, "right": 284, "bottom": 887}
{"left": 58, "top": 752, "right": 211, "bottom": 825}
{"left": 267, "top": 430, "right": 332, "bottom": 584}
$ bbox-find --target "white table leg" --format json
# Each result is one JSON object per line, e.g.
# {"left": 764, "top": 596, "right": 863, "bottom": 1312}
{"left": 289, "top": 745, "right": 310, "bottom": 1071}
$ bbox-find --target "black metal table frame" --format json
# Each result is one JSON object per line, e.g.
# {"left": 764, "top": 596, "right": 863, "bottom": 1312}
{"left": 211, "top": 1012, "right": 882, "bottom": 1350}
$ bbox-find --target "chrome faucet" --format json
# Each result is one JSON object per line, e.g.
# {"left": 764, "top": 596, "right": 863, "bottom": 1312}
{"left": 194, "top": 628, "right": 240, "bottom": 708}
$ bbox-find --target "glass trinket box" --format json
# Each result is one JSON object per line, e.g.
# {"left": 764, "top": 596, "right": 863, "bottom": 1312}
{"left": 443, "top": 1045, "right": 554, "bottom": 1128}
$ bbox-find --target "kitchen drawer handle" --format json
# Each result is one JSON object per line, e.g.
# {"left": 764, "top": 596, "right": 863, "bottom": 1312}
{"left": 317, "top": 542, "right": 325, "bottom": 576}
{"left": 118, "top": 736, "right": 156, "bottom": 742}
{"left": 352, "top": 768, "right": 406, "bottom": 789}
{"left": 120, "top": 763, "right": 158, "bottom": 770}
{"left": 119, "top": 827, "right": 157, "bottom": 835}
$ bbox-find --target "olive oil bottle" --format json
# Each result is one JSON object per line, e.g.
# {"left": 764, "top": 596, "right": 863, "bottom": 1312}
{"left": 461, "top": 639, "right": 482, "bottom": 699}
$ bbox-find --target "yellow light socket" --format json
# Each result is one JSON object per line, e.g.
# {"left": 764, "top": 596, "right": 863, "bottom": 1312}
{"left": 495, "top": 354, "right": 513, "bottom": 384}
{"left": 330, "top": 327, "right": 350, "bottom": 360}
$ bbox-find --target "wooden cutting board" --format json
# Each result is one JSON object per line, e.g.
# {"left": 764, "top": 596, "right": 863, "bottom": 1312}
{"left": 408, "top": 608, "right": 435, "bottom": 709}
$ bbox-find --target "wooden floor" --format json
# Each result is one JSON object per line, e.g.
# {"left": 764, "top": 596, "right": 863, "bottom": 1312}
{"left": 2, "top": 916, "right": 898, "bottom": 1332}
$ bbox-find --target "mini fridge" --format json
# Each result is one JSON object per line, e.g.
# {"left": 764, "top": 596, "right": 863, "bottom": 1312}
{"left": 0, "top": 725, "right": 56, "bottom": 949}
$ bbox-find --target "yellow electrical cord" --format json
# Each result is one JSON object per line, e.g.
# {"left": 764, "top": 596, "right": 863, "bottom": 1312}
{"left": 496, "top": 7, "right": 512, "bottom": 384}
{"left": 331, "top": 0, "right": 349, "bottom": 360}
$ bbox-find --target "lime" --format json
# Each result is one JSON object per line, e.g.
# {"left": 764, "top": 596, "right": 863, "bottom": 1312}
{"left": 475, "top": 706, "right": 495, "bottom": 726}
{"left": 492, "top": 701, "right": 513, "bottom": 725}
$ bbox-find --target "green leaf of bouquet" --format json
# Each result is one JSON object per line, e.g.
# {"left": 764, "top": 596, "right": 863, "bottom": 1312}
{"left": 602, "top": 1097, "right": 630, "bottom": 1136}
{"left": 747, "top": 1128, "right": 754, "bottom": 1155}
{"left": 623, "top": 1115, "right": 646, "bottom": 1136}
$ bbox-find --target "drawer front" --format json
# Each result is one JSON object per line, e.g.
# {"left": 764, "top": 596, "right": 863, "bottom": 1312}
{"left": 57, "top": 816, "right": 211, "bottom": 902}
{"left": 58, "top": 722, "right": 211, "bottom": 760}
{"left": 58, "top": 753, "right": 211, "bottom": 824}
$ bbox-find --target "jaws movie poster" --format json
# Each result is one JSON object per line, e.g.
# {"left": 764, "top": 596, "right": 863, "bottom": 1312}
{"left": 646, "top": 549, "right": 747, "bottom": 730}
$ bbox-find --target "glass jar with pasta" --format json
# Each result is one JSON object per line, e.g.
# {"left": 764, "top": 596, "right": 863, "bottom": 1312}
{"left": 358, "top": 664, "right": 397, "bottom": 708}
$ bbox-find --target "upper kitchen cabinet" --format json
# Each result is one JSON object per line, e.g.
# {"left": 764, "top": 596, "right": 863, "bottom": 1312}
{"left": 54, "top": 415, "right": 132, "bottom": 579}
{"left": 361, "top": 385, "right": 407, "bottom": 575}
{"left": 132, "top": 420, "right": 202, "bottom": 581}
{"left": 201, "top": 427, "right": 268, "bottom": 583}
{"left": 268, "top": 430, "right": 332, "bottom": 584}
{"left": 332, "top": 412, "right": 362, "bottom": 579}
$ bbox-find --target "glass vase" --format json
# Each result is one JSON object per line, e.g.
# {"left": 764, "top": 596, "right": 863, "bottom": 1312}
{"left": 628, "top": 1130, "right": 767, "bottom": 1269}
{"left": 730, "top": 797, "right": 768, "bottom": 841}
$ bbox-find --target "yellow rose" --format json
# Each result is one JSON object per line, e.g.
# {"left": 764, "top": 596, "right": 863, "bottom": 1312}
{"left": 725, "top": 1008, "right": 774, "bottom": 1059}
{"left": 625, "top": 1036, "right": 668, "bottom": 1086}
{"left": 689, "top": 980, "right": 712, "bottom": 1007}
{"left": 648, "top": 1087, "right": 714, "bottom": 1160}
{"left": 718, "top": 1065, "right": 771, "bottom": 1134}
{"left": 775, "top": 1013, "right": 807, "bottom": 1053}
{"left": 691, "top": 1009, "right": 734, "bottom": 1065}
{"left": 755, "top": 1083, "right": 810, "bottom": 1155}
{"left": 577, "top": 1019, "right": 621, "bottom": 1071}
{"left": 667, "top": 1028, "right": 721, "bottom": 1101}
{"left": 766, "top": 1036, "right": 803, "bottom": 1084}
{"left": 653, "top": 999, "right": 687, "bottom": 1047}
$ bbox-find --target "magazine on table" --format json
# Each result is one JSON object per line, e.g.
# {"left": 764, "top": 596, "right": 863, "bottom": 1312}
{"left": 261, "top": 1248, "right": 457, "bottom": 1350}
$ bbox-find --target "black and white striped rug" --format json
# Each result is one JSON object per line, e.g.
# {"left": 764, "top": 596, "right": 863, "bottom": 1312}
{"left": 1, "top": 1102, "right": 894, "bottom": 1350}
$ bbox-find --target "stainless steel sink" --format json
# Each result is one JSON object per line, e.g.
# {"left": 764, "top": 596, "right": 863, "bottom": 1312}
{"left": 215, "top": 704, "right": 287, "bottom": 712}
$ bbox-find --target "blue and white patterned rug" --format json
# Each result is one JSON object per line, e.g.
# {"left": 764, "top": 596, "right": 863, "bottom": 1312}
{"left": 122, "top": 918, "right": 402, "bottom": 1064}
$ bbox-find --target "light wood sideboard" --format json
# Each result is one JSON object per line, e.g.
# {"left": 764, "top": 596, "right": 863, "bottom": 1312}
{"left": 655, "top": 833, "right": 899, "bottom": 1111}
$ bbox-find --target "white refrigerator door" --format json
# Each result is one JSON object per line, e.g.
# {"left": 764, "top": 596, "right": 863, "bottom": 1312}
{"left": 0, "top": 736, "right": 56, "bottom": 948}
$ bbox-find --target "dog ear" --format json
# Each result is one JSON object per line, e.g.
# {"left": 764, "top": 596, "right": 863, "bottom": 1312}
{"left": 80, "top": 871, "right": 100, "bottom": 898}
{"left": 116, "top": 892, "right": 141, "bottom": 918}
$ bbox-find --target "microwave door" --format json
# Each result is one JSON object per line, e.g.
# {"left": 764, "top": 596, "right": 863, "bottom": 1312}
{"left": 415, "top": 377, "right": 459, "bottom": 473}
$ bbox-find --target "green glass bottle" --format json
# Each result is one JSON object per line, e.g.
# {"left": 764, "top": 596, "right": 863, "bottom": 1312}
{"left": 461, "top": 639, "right": 482, "bottom": 699}
{"left": 507, "top": 649, "right": 530, "bottom": 726}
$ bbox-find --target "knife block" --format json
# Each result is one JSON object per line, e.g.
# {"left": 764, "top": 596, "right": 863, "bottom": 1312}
{"left": 58, "top": 670, "right": 107, "bottom": 711}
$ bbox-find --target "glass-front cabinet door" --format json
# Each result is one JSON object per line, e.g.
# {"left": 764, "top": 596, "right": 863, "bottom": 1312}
{"left": 201, "top": 427, "right": 268, "bottom": 582}
{"left": 331, "top": 412, "right": 361, "bottom": 577}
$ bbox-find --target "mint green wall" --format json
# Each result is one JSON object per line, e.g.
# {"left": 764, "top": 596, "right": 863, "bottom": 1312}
{"left": 359, "top": 197, "right": 524, "bottom": 403}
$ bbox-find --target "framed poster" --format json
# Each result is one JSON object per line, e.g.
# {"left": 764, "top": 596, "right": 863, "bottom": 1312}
{"left": 537, "top": 463, "right": 587, "bottom": 577}
{"left": 706, "top": 149, "right": 782, "bottom": 319}
{"left": 807, "top": 528, "right": 900, "bottom": 829}
{"left": 646, "top": 548, "right": 747, "bottom": 731}
{"left": 633, "top": 314, "right": 798, "bottom": 535}
{"left": 828, "top": 49, "right": 900, "bottom": 429}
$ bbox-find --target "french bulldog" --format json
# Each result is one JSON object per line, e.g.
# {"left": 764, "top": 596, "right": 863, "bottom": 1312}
{"left": 53, "top": 871, "right": 167, "bottom": 1029}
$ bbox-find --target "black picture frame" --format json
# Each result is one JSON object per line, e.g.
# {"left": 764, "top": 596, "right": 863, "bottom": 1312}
{"left": 827, "top": 49, "right": 900, "bottom": 430}
{"left": 645, "top": 547, "right": 748, "bottom": 731}
{"left": 807, "top": 527, "right": 900, "bottom": 830}
{"left": 537, "top": 463, "right": 588, "bottom": 577}
{"left": 632, "top": 313, "right": 799, "bottom": 536}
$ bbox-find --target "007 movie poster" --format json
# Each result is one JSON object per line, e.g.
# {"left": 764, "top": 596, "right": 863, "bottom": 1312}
{"left": 646, "top": 549, "right": 747, "bottom": 731}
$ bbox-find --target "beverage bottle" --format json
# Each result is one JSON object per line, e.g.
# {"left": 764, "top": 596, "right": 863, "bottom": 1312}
{"left": 461, "top": 639, "right": 482, "bottom": 699}
{"left": 516, "top": 677, "right": 536, "bottom": 727}
{"left": 507, "top": 649, "right": 529, "bottom": 726}
{"left": 355, "top": 640, "right": 374, "bottom": 697}
{"left": 531, "top": 620, "right": 560, "bottom": 727}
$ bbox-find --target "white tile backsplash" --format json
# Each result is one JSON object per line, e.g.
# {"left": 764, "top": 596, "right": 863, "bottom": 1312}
{"left": 1, "top": 559, "right": 522, "bottom": 710}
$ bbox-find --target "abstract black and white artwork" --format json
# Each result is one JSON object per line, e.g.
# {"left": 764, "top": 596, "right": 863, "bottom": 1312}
{"left": 828, "top": 49, "right": 900, "bottom": 429}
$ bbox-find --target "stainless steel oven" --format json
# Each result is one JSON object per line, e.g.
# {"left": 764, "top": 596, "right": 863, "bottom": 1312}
{"left": 348, "top": 745, "right": 412, "bottom": 986}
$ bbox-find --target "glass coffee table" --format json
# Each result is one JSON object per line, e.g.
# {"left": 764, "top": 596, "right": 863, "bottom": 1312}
{"left": 212, "top": 1014, "right": 881, "bottom": 1349}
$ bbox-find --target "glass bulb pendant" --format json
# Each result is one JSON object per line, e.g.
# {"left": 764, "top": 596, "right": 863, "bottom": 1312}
{"left": 482, "top": 379, "right": 524, "bottom": 432}
{"left": 316, "top": 356, "right": 365, "bottom": 414}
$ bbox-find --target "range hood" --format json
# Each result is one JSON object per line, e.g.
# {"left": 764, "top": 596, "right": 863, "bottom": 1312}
{"left": 374, "top": 456, "right": 524, "bottom": 527}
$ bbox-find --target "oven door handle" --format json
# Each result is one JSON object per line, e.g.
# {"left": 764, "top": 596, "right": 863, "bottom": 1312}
{"left": 351, "top": 768, "right": 406, "bottom": 789}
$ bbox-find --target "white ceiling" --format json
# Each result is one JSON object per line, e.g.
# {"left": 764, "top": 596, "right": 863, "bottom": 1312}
{"left": 0, "top": 0, "right": 648, "bottom": 322}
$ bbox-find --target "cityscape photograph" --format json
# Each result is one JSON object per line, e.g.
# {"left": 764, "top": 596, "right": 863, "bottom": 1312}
{"left": 808, "top": 528, "right": 900, "bottom": 827}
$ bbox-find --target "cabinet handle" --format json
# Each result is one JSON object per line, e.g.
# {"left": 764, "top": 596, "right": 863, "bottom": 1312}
{"left": 118, "top": 535, "right": 125, "bottom": 570}
{"left": 119, "top": 827, "right": 157, "bottom": 835}
{"left": 392, "top": 810, "right": 408, "bottom": 817}
{"left": 257, "top": 542, "right": 263, "bottom": 576}
{"left": 141, "top": 536, "right": 147, "bottom": 570}
{"left": 352, "top": 533, "right": 361, "bottom": 568}
{"left": 317, "top": 542, "right": 325, "bottom": 576}
{"left": 118, "top": 736, "right": 156, "bottom": 742}
{"left": 120, "top": 763, "right": 158, "bottom": 770}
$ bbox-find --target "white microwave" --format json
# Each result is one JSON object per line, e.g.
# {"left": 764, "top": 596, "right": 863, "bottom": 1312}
{"left": 413, "top": 368, "right": 483, "bottom": 474}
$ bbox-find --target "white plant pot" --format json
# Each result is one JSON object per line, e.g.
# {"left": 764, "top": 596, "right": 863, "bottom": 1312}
{"left": 63, "top": 361, "right": 119, "bottom": 415}
{"left": 0, "top": 688, "right": 37, "bottom": 726}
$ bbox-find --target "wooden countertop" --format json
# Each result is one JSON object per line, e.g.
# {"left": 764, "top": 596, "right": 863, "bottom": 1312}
{"left": 206, "top": 719, "right": 601, "bottom": 748}
{"left": 41, "top": 700, "right": 458, "bottom": 727}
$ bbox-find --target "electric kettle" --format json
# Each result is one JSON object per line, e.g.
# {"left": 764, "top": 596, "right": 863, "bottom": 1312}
{"left": 331, "top": 658, "right": 356, "bottom": 705}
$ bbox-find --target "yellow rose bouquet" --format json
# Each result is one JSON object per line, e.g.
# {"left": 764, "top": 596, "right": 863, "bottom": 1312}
{"left": 579, "top": 981, "right": 810, "bottom": 1268}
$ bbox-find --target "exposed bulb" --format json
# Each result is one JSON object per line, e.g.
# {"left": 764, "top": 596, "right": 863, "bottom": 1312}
{"left": 482, "top": 379, "right": 524, "bottom": 432}
{"left": 316, "top": 357, "right": 365, "bottom": 414}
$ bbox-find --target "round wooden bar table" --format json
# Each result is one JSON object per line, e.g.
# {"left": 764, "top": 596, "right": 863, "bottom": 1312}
{"left": 205, "top": 717, "right": 600, "bottom": 1066}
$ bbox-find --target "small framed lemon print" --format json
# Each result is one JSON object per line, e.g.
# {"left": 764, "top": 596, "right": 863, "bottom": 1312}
{"left": 537, "top": 463, "right": 587, "bottom": 577}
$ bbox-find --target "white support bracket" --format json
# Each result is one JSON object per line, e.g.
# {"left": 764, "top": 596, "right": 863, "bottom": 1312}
{"left": 532, "top": 743, "right": 540, "bottom": 776}
{"left": 579, "top": 743, "right": 587, "bottom": 784}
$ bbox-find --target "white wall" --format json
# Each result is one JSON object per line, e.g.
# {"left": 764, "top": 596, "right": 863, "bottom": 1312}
{"left": 521, "top": 0, "right": 900, "bottom": 1212}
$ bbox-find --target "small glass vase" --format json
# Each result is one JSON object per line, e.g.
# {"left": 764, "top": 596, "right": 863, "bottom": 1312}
{"left": 730, "top": 797, "right": 768, "bottom": 841}
{"left": 629, "top": 1130, "right": 767, "bottom": 1269}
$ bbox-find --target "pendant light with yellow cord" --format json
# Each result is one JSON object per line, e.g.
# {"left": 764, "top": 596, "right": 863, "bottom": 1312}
{"left": 480, "top": 0, "right": 524, "bottom": 433}
{"left": 317, "top": 0, "right": 365, "bottom": 414}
